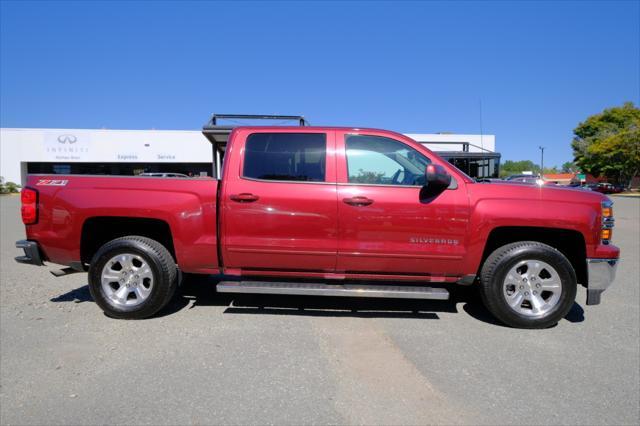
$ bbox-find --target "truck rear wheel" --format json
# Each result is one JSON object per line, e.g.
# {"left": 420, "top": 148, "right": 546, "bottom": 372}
{"left": 88, "top": 236, "right": 178, "bottom": 319}
{"left": 479, "top": 241, "right": 577, "bottom": 329}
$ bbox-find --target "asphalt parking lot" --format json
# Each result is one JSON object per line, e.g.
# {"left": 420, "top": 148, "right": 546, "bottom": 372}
{"left": 1, "top": 194, "right": 638, "bottom": 425}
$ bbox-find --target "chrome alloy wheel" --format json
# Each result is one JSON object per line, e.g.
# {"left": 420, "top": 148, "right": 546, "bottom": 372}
{"left": 502, "top": 259, "right": 562, "bottom": 318}
{"left": 101, "top": 253, "right": 154, "bottom": 308}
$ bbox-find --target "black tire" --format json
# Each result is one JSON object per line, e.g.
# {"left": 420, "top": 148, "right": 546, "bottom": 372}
{"left": 479, "top": 241, "right": 577, "bottom": 329}
{"left": 88, "top": 236, "right": 178, "bottom": 319}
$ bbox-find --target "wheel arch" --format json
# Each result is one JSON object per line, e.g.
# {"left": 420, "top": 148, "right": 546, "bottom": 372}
{"left": 480, "top": 226, "right": 587, "bottom": 286}
{"left": 80, "top": 216, "right": 176, "bottom": 266}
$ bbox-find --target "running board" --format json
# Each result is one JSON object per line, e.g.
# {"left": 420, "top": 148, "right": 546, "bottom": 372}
{"left": 216, "top": 281, "right": 449, "bottom": 300}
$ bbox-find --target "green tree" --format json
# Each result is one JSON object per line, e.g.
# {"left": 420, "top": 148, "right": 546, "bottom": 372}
{"left": 499, "top": 160, "right": 538, "bottom": 178}
{"left": 350, "top": 169, "right": 387, "bottom": 184}
{"left": 571, "top": 102, "right": 640, "bottom": 186}
{"left": 561, "top": 161, "right": 577, "bottom": 173}
{"left": 0, "top": 176, "right": 21, "bottom": 194}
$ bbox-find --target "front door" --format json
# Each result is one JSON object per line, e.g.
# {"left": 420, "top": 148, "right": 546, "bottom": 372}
{"left": 221, "top": 130, "right": 338, "bottom": 272}
{"left": 335, "top": 131, "right": 469, "bottom": 277}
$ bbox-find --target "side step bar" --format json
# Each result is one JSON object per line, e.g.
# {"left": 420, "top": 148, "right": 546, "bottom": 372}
{"left": 216, "top": 281, "right": 449, "bottom": 300}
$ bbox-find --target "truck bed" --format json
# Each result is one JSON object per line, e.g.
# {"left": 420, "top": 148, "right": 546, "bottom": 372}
{"left": 24, "top": 175, "right": 220, "bottom": 274}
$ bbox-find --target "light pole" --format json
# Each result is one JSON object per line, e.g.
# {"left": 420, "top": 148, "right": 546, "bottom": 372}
{"left": 538, "top": 146, "right": 545, "bottom": 178}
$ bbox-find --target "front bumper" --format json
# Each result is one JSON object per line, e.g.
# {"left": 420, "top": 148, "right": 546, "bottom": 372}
{"left": 586, "top": 258, "right": 619, "bottom": 305}
{"left": 15, "top": 240, "right": 44, "bottom": 266}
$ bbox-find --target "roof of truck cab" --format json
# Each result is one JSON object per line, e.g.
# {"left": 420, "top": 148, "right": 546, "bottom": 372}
{"left": 227, "top": 126, "right": 413, "bottom": 139}
{"left": 203, "top": 125, "right": 411, "bottom": 144}
{"left": 228, "top": 126, "right": 402, "bottom": 132}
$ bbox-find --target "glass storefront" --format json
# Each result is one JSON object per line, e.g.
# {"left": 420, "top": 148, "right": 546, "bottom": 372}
{"left": 440, "top": 153, "right": 501, "bottom": 179}
{"left": 27, "top": 162, "right": 213, "bottom": 177}
{"left": 27, "top": 154, "right": 500, "bottom": 180}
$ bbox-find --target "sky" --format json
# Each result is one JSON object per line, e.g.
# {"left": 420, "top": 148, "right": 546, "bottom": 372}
{"left": 1, "top": 1, "right": 638, "bottom": 167}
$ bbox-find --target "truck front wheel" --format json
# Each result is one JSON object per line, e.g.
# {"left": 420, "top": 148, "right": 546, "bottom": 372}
{"left": 88, "top": 236, "right": 178, "bottom": 319}
{"left": 479, "top": 241, "right": 577, "bottom": 329}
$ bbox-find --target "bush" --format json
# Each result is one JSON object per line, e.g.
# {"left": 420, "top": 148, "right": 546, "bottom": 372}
{"left": 0, "top": 176, "right": 21, "bottom": 194}
{"left": 5, "top": 182, "right": 21, "bottom": 193}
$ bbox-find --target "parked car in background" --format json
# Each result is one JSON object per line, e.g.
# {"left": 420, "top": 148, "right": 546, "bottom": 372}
{"left": 613, "top": 184, "right": 627, "bottom": 193}
{"left": 504, "top": 174, "right": 535, "bottom": 181}
{"left": 505, "top": 176, "right": 558, "bottom": 186}
{"left": 505, "top": 176, "right": 541, "bottom": 185}
{"left": 475, "top": 178, "right": 504, "bottom": 183}
{"left": 584, "top": 183, "right": 621, "bottom": 194}
{"left": 609, "top": 184, "right": 623, "bottom": 193}
{"left": 503, "top": 174, "right": 560, "bottom": 186}
{"left": 138, "top": 172, "right": 190, "bottom": 178}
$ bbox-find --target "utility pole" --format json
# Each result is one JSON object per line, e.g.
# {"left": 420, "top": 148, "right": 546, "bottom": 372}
{"left": 539, "top": 146, "right": 545, "bottom": 178}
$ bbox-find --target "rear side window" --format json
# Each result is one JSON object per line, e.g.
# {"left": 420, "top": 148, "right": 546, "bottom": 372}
{"left": 243, "top": 133, "right": 326, "bottom": 182}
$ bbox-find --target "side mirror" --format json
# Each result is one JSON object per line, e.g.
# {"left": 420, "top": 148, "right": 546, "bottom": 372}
{"left": 424, "top": 164, "right": 451, "bottom": 192}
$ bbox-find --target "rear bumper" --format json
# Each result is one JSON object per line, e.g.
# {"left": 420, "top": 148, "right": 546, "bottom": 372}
{"left": 586, "top": 258, "right": 619, "bottom": 305}
{"left": 15, "top": 240, "right": 44, "bottom": 266}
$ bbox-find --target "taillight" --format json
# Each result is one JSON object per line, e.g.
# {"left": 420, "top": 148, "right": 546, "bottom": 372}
{"left": 601, "top": 200, "right": 614, "bottom": 244}
{"left": 21, "top": 188, "right": 38, "bottom": 225}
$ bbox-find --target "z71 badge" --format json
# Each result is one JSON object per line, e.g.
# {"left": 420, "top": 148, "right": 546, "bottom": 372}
{"left": 36, "top": 179, "right": 68, "bottom": 186}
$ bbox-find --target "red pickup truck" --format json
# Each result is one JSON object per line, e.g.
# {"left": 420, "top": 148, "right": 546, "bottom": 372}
{"left": 15, "top": 120, "right": 620, "bottom": 328}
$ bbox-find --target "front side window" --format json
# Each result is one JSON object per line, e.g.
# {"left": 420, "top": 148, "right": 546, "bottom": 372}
{"left": 243, "top": 133, "right": 326, "bottom": 182}
{"left": 346, "top": 135, "right": 431, "bottom": 186}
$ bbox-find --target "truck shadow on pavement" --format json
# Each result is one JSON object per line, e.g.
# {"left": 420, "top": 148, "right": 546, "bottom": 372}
{"left": 171, "top": 274, "right": 586, "bottom": 326}
{"left": 49, "top": 274, "right": 585, "bottom": 326}
{"left": 50, "top": 285, "right": 93, "bottom": 304}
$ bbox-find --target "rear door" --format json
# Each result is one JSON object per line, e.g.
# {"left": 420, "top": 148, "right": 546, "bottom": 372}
{"left": 221, "top": 129, "right": 338, "bottom": 273}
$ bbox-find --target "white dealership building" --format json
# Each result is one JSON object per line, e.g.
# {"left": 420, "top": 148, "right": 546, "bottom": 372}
{"left": 0, "top": 128, "right": 498, "bottom": 186}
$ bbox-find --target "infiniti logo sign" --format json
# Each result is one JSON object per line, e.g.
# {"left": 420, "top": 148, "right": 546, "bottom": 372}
{"left": 45, "top": 131, "right": 88, "bottom": 159}
{"left": 57, "top": 134, "right": 77, "bottom": 144}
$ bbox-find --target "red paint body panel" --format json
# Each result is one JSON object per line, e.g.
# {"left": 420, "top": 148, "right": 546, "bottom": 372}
{"left": 220, "top": 128, "right": 338, "bottom": 272}
{"left": 23, "top": 126, "right": 619, "bottom": 284}
{"left": 25, "top": 176, "right": 219, "bottom": 274}
{"left": 465, "top": 183, "right": 619, "bottom": 263}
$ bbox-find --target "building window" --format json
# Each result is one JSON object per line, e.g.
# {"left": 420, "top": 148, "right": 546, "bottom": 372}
{"left": 445, "top": 156, "right": 499, "bottom": 179}
{"left": 52, "top": 164, "right": 71, "bottom": 174}
{"left": 243, "top": 133, "right": 326, "bottom": 182}
{"left": 26, "top": 162, "right": 212, "bottom": 177}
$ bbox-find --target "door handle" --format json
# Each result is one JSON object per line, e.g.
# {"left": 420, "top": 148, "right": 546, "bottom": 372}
{"left": 343, "top": 196, "right": 374, "bottom": 206}
{"left": 230, "top": 193, "right": 260, "bottom": 203}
